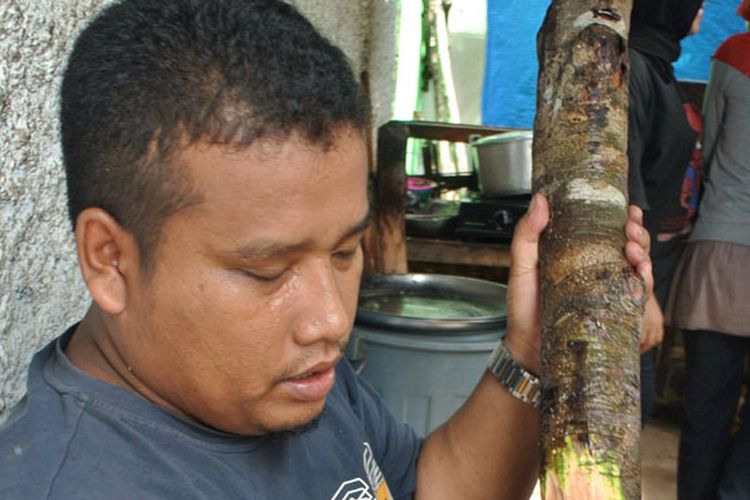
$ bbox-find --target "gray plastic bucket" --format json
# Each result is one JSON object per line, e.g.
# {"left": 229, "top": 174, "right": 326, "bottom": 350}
{"left": 348, "top": 274, "right": 506, "bottom": 437}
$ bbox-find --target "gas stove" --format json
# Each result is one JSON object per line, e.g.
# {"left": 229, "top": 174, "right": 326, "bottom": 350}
{"left": 454, "top": 194, "right": 531, "bottom": 243}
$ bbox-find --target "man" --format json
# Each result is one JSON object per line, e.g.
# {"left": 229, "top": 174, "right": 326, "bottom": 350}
{"left": 0, "top": 1, "right": 653, "bottom": 498}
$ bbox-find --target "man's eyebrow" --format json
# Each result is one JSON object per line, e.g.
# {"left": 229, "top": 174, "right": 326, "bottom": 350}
{"left": 343, "top": 211, "right": 372, "bottom": 240}
{"left": 230, "top": 211, "right": 371, "bottom": 261}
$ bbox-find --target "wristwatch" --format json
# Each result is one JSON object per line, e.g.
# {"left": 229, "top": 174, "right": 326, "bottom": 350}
{"left": 487, "top": 339, "right": 542, "bottom": 408}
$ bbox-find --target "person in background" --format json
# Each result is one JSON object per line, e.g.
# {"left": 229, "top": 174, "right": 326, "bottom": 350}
{"left": 667, "top": 1, "right": 750, "bottom": 498}
{"left": 0, "top": 1, "right": 654, "bottom": 498}
{"left": 626, "top": 0, "right": 705, "bottom": 424}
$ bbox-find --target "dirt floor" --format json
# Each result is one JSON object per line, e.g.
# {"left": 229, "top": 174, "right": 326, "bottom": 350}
{"left": 642, "top": 416, "right": 681, "bottom": 499}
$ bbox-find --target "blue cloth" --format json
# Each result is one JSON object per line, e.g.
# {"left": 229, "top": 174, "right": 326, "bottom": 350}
{"left": 481, "top": 0, "right": 547, "bottom": 128}
{"left": 675, "top": 1, "right": 747, "bottom": 82}
{"left": 482, "top": 0, "right": 747, "bottom": 128}
{"left": 678, "top": 330, "right": 750, "bottom": 500}
{"left": 0, "top": 329, "right": 421, "bottom": 500}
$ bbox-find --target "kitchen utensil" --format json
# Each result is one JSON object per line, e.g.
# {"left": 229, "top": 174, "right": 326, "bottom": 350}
{"left": 470, "top": 130, "right": 533, "bottom": 196}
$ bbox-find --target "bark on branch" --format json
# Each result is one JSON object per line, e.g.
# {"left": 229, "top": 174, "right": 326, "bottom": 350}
{"left": 532, "top": 2, "right": 643, "bottom": 499}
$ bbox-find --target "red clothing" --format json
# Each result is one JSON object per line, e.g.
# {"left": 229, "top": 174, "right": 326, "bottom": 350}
{"left": 714, "top": 33, "right": 750, "bottom": 79}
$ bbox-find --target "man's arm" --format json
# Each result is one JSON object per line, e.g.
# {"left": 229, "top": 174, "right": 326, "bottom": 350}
{"left": 414, "top": 195, "right": 653, "bottom": 499}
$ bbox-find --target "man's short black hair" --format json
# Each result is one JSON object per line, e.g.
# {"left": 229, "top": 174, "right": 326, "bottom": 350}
{"left": 61, "top": 0, "right": 370, "bottom": 271}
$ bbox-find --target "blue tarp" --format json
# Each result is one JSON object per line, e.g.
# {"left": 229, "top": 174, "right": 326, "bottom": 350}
{"left": 482, "top": 0, "right": 747, "bottom": 129}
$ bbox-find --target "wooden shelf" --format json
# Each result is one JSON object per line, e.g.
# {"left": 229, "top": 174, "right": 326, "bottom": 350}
{"left": 406, "top": 237, "right": 511, "bottom": 268}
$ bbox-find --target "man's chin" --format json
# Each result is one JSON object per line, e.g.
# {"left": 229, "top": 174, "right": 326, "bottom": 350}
{"left": 266, "top": 409, "right": 324, "bottom": 439}
{"left": 201, "top": 398, "right": 327, "bottom": 437}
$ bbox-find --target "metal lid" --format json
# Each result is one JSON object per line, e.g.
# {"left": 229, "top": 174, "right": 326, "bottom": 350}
{"left": 355, "top": 273, "right": 507, "bottom": 333}
{"left": 471, "top": 130, "right": 533, "bottom": 146}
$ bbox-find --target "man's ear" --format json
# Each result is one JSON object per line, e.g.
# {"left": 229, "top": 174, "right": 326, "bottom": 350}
{"left": 75, "top": 208, "right": 140, "bottom": 315}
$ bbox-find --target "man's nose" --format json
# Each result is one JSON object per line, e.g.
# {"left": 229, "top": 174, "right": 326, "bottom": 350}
{"left": 293, "top": 260, "right": 351, "bottom": 346}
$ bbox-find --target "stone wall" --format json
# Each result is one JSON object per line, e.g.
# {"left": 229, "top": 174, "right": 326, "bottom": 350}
{"left": 0, "top": 0, "right": 399, "bottom": 415}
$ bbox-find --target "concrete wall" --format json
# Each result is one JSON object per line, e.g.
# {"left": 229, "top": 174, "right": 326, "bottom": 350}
{"left": 0, "top": 0, "right": 115, "bottom": 416}
{"left": 0, "top": 0, "right": 399, "bottom": 415}
{"left": 294, "top": 0, "right": 400, "bottom": 138}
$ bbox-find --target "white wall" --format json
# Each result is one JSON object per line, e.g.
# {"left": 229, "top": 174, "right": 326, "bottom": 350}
{"left": 448, "top": 0, "right": 487, "bottom": 124}
{"left": 0, "top": 0, "right": 400, "bottom": 415}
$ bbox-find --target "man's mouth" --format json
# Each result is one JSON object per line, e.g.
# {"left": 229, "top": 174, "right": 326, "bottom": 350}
{"left": 291, "top": 369, "right": 323, "bottom": 380}
{"left": 281, "top": 359, "right": 339, "bottom": 402}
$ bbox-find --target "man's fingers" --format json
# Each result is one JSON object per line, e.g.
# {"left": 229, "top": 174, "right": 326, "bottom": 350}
{"left": 627, "top": 204, "right": 643, "bottom": 225}
{"left": 625, "top": 205, "right": 654, "bottom": 294}
{"left": 640, "top": 325, "right": 664, "bottom": 353}
{"left": 626, "top": 240, "right": 655, "bottom": 293}
{"left": 510, "top": 193, "right": 550, "bottom": 274}
{"left": 625, "top": 215, "right": 650, "bottom": 254}
{"left": 640, "top": 330, "right": 659, "bottom": 353}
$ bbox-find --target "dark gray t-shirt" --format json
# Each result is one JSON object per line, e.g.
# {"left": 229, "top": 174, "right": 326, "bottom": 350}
{"left": 0, "top": 329, "right": 421, "bottom": 499}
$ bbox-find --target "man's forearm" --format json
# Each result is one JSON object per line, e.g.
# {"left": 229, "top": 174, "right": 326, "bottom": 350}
{"left": 415, "top": 370, "right": 540, "bottom": 500}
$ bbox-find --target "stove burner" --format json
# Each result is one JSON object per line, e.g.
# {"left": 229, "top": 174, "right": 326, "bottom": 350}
{"left": 455, "top": 196, "right": 530, "bottom": 243}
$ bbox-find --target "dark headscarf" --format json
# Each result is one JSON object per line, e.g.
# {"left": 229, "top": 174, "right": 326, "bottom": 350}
{"left": 629, "top": 0, "right": 704, "bottom": 80}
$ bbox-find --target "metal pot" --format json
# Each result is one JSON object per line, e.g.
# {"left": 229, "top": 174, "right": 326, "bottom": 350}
{"left": 405, "top": 213, "right": 456, "bottom": 238}
{"left": 470, "top": 130, "right": 533, "bottom": 196}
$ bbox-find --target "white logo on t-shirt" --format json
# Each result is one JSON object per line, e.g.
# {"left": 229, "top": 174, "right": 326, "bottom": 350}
{"left": 330, "top": 478, "right": 373, "bottom": 500}
{"left": 329, "top": 442, "right": 393, "bottom": 500}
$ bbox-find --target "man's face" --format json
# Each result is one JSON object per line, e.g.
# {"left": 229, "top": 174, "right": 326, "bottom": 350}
{"left": 118, "top": 129, "right": 369, "bottom": 435}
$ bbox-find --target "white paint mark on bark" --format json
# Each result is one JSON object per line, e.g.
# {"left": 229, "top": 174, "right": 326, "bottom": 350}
{"left": 566, "top": 178, "right": 625, "bottom": 206}
{"left": 573, "top": 11, "right": 627, "bottom": 38}
{"left": 552, "top": 97, "right": 562, "bottom": 119}
{"left": 544, "top": 86, "right": 554, "bottom": 106}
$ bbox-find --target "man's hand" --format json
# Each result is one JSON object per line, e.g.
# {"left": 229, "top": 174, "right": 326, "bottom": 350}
{"left": 640, "top": 296, "right": 664, "bottom": 353}
{"left": 623, "top": 204, "right": 662, "bottom": 354}
{"left": 504, "top": 195, "right": 655, "bottom": 374}
{"left": 624, "top": 204, "right": 655, "bottom": 298}
{"left": 504, "top": 193, "right": 549, "bottom": 375}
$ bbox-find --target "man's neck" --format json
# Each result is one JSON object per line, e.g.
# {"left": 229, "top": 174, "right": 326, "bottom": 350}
{"left": 65, "top": 307, "right": 191, "bottom": 422}
{"left": 66, "top": 307, "right": 131, "bottom": 389}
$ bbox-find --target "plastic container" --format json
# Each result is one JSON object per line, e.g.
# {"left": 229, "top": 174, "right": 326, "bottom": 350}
{"left": 348, "top": 274, "right": 506, "bottom": 436}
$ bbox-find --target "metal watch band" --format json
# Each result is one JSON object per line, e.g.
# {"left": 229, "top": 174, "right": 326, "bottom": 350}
{"left": 487, "top": 339, "right": 542, "bottom": 408}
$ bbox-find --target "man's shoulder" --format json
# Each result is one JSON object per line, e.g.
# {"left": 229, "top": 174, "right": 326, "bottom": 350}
{"left": 0, "top": 389, "right": 87, "bottom": 499}
{"left": 0, "top": 379, "right": 224, "bottom": 499}
{"left": 0, "top": 334, "right": 126, "bottom": 499}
